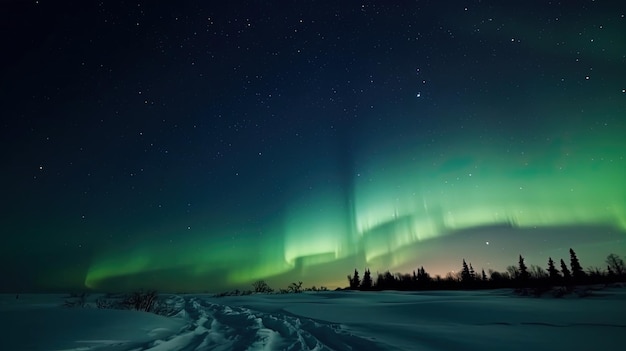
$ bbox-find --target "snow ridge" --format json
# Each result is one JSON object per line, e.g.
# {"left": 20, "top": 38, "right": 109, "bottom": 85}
{"left": 140, "top": 296, "right": 382, "bottom": 351}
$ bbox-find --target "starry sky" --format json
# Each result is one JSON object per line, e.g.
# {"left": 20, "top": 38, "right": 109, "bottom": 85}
{"left": 1, "top": 1, "right": 625, "bottom": 293}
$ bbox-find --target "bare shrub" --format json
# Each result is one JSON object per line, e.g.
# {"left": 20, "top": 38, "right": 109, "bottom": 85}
{"left": 288, "top": 281, "right": 303, "bottom": 293}
{"left": 120, "top": 289, "right": 158, "bottom": 312}
{"left": 252, "top": 280, "right": 273, "bottom": 293}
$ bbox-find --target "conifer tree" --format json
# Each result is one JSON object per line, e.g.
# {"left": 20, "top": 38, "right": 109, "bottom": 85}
{"left": 547, "top": 257, "right": 560, "bottom": 281}
{"left": 481, "top": 269, "right": 487, "bottom": 281}
{"left": 361, "top": 268, "right": 373, "bottom": 290}
{"left": 469, "top": 264, "right": 476, "bottom": 280}
{"left": 416, "top": 266, "right": 430, "bottom": 282}
{"left": 569, "top": 248, "right": 585, "bottom": 281}
{"left": 383, "top": 271, "right": 395, "bottom": 288}
{"left": 375, "top": 273, "right": 385, "bottom": 288}
{"left": 560, "top": 259, "right": 571, "bottom": 281}
{"left": 461, "top": 259, "right": 472, "bottom": 282}
{"left": 349, "top": 269, "right": 361, "bottom": 289}
{"left": 518, "top": 255, "right": 530, "bottom": 281}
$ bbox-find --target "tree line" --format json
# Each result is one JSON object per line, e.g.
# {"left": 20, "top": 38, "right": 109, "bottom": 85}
{"left": 346, "top": 250, "right": 626, "bottom": 295}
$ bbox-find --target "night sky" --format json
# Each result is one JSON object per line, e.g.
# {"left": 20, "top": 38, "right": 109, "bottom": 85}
{"left": 2, "top": 1, "right": 625, "bottom": 293}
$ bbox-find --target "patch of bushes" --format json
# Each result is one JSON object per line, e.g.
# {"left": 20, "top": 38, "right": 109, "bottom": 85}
{"left": 62, "top": 292, "right": 88, "bottom": 308}
{"left": 213, "top": 280, "right": 326, "bottom": 297}
{"left": 63, "top": 289, "right": 178, "bottom": 316}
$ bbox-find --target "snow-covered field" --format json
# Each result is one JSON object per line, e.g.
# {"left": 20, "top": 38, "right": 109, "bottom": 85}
{"left": 1, "top": 287, "right": 625, "bottom": 351}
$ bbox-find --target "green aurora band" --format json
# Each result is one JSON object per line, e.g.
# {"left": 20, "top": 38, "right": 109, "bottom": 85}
{"left": 84, "top": 129, "right": 626, "bottom": 290}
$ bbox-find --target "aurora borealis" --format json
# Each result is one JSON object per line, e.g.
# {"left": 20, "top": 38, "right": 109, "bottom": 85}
{"left": 2, "top": 1, "right": 625, "bottom": 293}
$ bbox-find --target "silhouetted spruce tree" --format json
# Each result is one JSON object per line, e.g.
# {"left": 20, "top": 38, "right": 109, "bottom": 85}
{"left": 560, "top": 259, "right": 572, "bottom": 282}
{"left": 547, "top": 257, "right": 561, "bottom": 283}
{"left": 348, "top": 269, "right": 361, "bottom": 289}
{"left": 383, "top": 271, "right": 395, "bottom": 288}
{"left": 415, "top": 266, "right": 431, "bottom": 289}
{"left": 355, "top": 269, "right": 361, "bottom": 287}
{"left": 481, "top": 269, "right": 487, "bottom": 281}
{"left": 416, "top": 266, "right": 430, "bottom": 282}
{"left": 469, "top": 264, "right": 476, "bottom": 280}
{"left": 569, "top": 248, "right": 586, "bottom": 282}
{"left": 461, "top": 259, "right": 472, "bottom": 283}
{"left": 361, "top": 269, "right": 373, "bottom": 290}
{"left": 375, "top": 273, "right": 385, "bottom": 289}
{"left": 517, "top": 255, "right": 530, "bottom": 282}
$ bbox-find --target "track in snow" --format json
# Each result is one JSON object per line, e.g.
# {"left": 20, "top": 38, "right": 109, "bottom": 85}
{"left": 109, "top": 295, "right": 385, "bottom": 351}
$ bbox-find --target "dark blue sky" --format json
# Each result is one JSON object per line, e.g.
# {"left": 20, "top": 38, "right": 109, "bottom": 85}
{"left": 2, "top": 1, "right": 625, "bottom": 292}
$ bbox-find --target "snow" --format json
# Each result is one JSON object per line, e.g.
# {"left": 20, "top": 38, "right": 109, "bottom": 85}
{"left": 1, "top": 287, "right": 625, "bottom": 350}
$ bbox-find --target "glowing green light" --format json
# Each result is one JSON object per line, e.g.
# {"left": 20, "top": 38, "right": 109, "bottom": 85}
{"left": 283, "top": 190, "right": 355, "bottom": 266}
{"left": 85, "top": 128, "right": 625, "bottom": 290}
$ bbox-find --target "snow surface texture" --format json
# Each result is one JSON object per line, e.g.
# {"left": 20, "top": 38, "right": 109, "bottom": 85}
{"left": 1, "top": 287, "right": 625, "bottom": 350}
